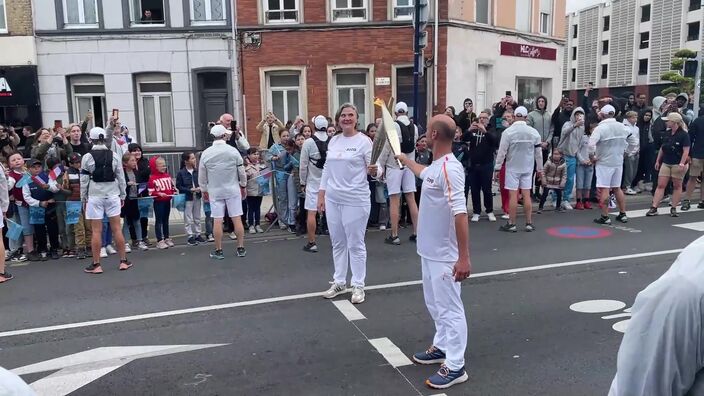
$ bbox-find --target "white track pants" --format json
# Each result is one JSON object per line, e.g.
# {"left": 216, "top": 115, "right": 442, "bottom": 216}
{"left": 325, "top": 200, "right": 370, "bottom": 288}
{"left": 422, "top": 257, "right": 468, "bottom": 371}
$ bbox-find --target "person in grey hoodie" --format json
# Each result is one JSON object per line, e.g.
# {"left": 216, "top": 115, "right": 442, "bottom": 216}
{"left": 527, "top": 96, "right": 553, "bottom": 200}
{"left": 557, "top": 107, "right": 585, "bottom": 210}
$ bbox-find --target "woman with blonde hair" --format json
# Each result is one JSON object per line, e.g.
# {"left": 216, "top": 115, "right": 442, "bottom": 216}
{"left": 319, "top": 103, "right": 376, "bottom": 304}
{"left": 647, "top": 112, "right": 691, "bottom": 217}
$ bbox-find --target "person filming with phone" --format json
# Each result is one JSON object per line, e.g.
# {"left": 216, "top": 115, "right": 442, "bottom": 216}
{"left": 218, "top": 113, "right": 250, "bottom": 153}
{"left": 256, "top": 111, "right": 285, "bottom": 149}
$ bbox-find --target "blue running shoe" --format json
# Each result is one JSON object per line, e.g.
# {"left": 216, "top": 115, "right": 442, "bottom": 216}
{"left": 412, "top": 346, "right": 446, "bottom": 365}
{"left": 425, "top": 364, "right": 468, "bottom": 389}
{"left": 210, "top": 250, "right": 225, "bottom": 260}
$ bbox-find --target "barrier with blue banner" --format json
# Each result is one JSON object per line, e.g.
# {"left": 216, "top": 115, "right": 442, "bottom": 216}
{"left": 65, "top": 201, "right": 82, "bottom": 225}
{"left": 6, "top": 219, "right": 23, "bottom": 240}
{"left": 29, "top": 206, "right": 45, "bottom": 225}
{"left": 172, "top": 194, "right": 186, "bottom": 212}
{"left": 138, "top": 197, "right": 154, "bottom": 218}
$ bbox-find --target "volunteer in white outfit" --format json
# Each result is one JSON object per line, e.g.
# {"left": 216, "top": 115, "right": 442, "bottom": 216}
{"left": 320, "top": 104, "right": 374, "bottom": 304}
{"left": 589, "top": 104, "right": 639, "bottom": 225}
{"left": 0, "top": 164, "right": 10, "bottom": 283}
{"left": 376, "top": 101, "right": 419, "bottom": 245}
{"left": 81, "top": 127, "right": 130, "bottom": 274}
{"left": 199, "top": 124, "right": 248, "bottom": 259}
{"left": 397, "top": 114, "right": 471, "bottom": 390}
{"left": 299, "top": 115, "right": 330, "bottom": 253}
{"left": 494, "top": 106, "right": 543, "bottom": 233}
{"left": 609, "top": 235, "right": 704, "bottom": 396}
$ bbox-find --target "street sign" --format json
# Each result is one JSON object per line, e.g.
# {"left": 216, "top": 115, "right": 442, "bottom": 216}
{"left": 375, "top": 77, "right": 391, "bottom": 86}
{"left": 12, "top": 344, "right": 228, "bottom": 396}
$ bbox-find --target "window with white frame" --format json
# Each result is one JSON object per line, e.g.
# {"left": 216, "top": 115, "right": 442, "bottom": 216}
{"left": 190, "top": 0, "right": 226, "bottom": 25}
{"left": 332, "top": 0, "right": 367, "bottom": 22}
{"left": 137, "top": 74, "right": 174, "bottom": 145}
{"left": 264, "top": 0, "right": 299, "bottom": 24}
{"left": 63, "top": 0, "right": 99, "bottom": 27}
{"left": 476, "top": 0, "right": 492, "bottom": 24}
{"left": 393, "top": 0, "right": 414, "bottom": 20}
{"left": 69, "top": 75, "right": 107, "bottom": 129}
{"left": 130, "top": 0, "right": 165, "bottom": 25}
{"left": 539, "top": 0, "right": 552, "bottom": 35}
{"left": 333, "top": 70, "right": 369, "bottom": 130}
{"left": 515, "top": 0, "right": 531, "bottom": 32}
{"left": 0, "top": 0, "right": 6, "bottom": 33}
{"left": 266, "top": 73, "right": 302, "bottom": 123}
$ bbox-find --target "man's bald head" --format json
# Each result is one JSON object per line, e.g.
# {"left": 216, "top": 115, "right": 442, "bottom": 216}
{"left": 219, "top": 113, "right": 234, "bottom": 128}
{"left": 428, "top": 114, "right": 456, "bottom": 142}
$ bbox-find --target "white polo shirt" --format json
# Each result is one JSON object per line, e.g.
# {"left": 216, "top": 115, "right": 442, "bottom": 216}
{"left": 417, "top": 155, "right": 467, "bottom": 262}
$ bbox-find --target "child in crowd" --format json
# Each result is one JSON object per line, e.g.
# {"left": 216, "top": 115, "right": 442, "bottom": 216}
{"left": 148, "top": 156, "right": 176, "bottom": 249}
{"left": 176, "top": 151, "right": 204, "bottom": 246}
{"left": 245, "top": 148, "right": 267, "bottom": 234}
{"left": 22, "top": 159, "right": 60, "bottom": 260}
{"left": 49, "top": 157, "right": 73, "bottom": 258}
{"left": 291, "top": 133, "right": 307, "bottom": 235}
{"left": 576, "top": 122, "right": 596, "bottom": 209}
{"left": 270, "top": 131, "right": 293, "bottom": 231}
{"left": 65, "top": 153, "right": 91, "bottom": 259}
{"left": 7, "top": 153, "right": 37, "bottom": 262}
{"left": 122, "top": 153, "right": 147, "bottom": 252}
{"left": 538, "top": 149, "right": 567, "bottom": 214}
{"left": 128, "top": 143, "right": 152, "bottom": 246}
{"left": 283, "top": 138, "right": 300, "bottom": 233}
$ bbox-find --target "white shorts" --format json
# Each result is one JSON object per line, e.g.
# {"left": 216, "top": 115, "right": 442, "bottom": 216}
{"left": 0, "top": 210, "right": 4, "bottom": 229}
{"left": 596, "top": 165, "right": 623, "bottom": 188}
{"left": 386, "top": 167, "right": 417, "bottom": 195}
{"left": 305, "top": 187, "right": 319, "bottom": 211}
{"left": 505, "top": 171, "right": 533, "bottom": 191}
{"left": 210, "top": 196, "right": 243, "bottom": 219}
{"left": 86, "top": 196, "right": 121, "bottom": 220}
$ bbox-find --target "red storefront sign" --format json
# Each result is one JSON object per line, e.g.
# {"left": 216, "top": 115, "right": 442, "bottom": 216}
{"left": 500, "top": 41, "right": 557, "bottom": 61}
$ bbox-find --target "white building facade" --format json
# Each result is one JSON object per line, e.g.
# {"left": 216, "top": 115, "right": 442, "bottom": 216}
{"left": 34, "top": 0, "right": 237, "bottom": 152}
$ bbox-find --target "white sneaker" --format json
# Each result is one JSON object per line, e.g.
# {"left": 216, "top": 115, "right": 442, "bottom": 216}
{"left": 165, "top": 238, "right": 175, "bottom": 247}
{"left": 470, "top": 214, "right": 480, "bottom": 222}
{"left": 379, "top": 224, "right": 387, "bottom": 231}
{"left": 99, "top": 247, "right": 108, "bottom": 258}
{"left": 137, "top": 241, "right": 149, "bottom": 251}
{"left": 248, "top": 226, "right": 256, "bottom": 234}
{"left": 501, "top": 214, "right": 510, "bottom": 220}
{"left": 229, "top": 232, "right": 237, "bottom": 240}
{"left": 562, "top": 202, "right": 573, "bottom": 210}
{"left": 106, "top": 244, "right": 117, "bottom": 255}
{"left": 124, "top": 243, "right": 132, "bottom": 253}
{"left": 625, "top": 187, "right": 637, "bottom": 195}
{"left": 157, "top": 240, "right": 168, "bottom": 249}
{"left": 322, "top": 282, "right": 348, "bottom": 299}
{"left": 351, "top": 286, "right": 365, "bottom": 304}
{"left": 255, "top": 225, "right": 264, "bottom": 233}
{"left": 279, "top": 223, "right": 288, "bottom": 230}
{"left": 487, "top": 212, "right": 497, "bottom": 222}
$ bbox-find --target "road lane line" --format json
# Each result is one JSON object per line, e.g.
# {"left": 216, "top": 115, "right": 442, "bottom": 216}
{"left": 612, "top": 207, "right": 703, "bottom": 218}
{"left": 673, "top": 221, "right": 704, "bottom": 232}
{"left": 0, "top": 248, "right": 683, "bottom": 338}
{"left": 368, "top": 338, "right": 413, "bottom": 368}
{"left": 331, "top": 300, "right": 366, "bottom": 321}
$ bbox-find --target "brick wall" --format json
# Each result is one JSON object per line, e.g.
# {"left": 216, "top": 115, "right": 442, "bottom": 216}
{"left": 238, "top": 0, "right": 425, "bottom": 24}
{"left": 5, "top": 0, "right": 33, "bottom": 36}
{"left": 240, "top": 26, "right": 447, "bottom": 144}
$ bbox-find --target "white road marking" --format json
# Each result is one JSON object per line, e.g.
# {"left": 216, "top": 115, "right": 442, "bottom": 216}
{"left": 673, "top": 221, "right": 704, "bottom": 232}
{"left": 0, "top": 248, "right": 684, "bottom": 339}
{"left": 601, "top": 313, "right": 632, "bottom": 320}
{"left": 613, "top": 206, "right": 703, "bottom": 218}
{"left": 569, "top": 300, "right": 626, "bottom": 314}
{"left": 331, "top": 300, "right": 366, "bottom": 321}
{"left": 368, "top": 338, "right": 413, "bottom": 368}
{"left": 12, "top": 344, "right": 227, "bottom": 396}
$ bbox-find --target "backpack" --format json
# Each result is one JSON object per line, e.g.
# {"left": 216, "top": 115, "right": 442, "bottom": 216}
{"left": 311, "top": 135, "right": 328, "bottom": 169}
{"left": 88, "top": 150, "right": 115, "bottom": 182}
{"left": 397, "top": 121, "right": 415, "bottom": 154}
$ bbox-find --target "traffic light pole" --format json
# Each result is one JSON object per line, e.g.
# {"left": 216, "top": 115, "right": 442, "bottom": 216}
{"left": 412, "top": 0, "right": 421, "bottom": 122}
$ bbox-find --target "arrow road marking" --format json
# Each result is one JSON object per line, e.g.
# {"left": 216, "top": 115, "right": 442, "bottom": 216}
{"left": 12, "top": 344, "right": 228, "bottom": 396}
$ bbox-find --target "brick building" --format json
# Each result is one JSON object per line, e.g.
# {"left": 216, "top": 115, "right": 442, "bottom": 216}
{"left": 0, "top": 0, "right": 41, "bottom": 128}
{"left": 32, "top": 0, "right": 566, "bottom": 152}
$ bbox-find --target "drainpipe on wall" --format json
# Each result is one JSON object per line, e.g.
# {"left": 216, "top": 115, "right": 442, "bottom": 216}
{"left": 230, "top": 0, "right": 245, "bottom": 139}
{"left": 433, "top": 0, "right": 438, "bottom": 109}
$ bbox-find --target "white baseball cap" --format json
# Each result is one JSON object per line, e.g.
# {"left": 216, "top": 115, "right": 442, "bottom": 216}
{"left": 210, "top": 124, "right": 228, "bottom": 137}
{"left": 514, "top": 106, "right": 528, "bottom": 117}
{"left": 600, "top": 104, "right": 616, "bottom": 115}
{"left": 89, "top": 127, "right": 106, "bottom": 140}
{"left": 395, "top": 102, "right": 409, "bottom": 114}
{"left": 313, "top": 115, "right": 328, "bottom": 131}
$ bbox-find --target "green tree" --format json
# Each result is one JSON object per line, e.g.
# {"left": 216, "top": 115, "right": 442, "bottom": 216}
{"left": 661, "top": 49, "right": 697, "bottom": 96}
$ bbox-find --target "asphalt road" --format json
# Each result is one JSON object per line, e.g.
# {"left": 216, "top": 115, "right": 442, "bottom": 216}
{"left": 1, "top": 200, "right": 703, "bottom": 396}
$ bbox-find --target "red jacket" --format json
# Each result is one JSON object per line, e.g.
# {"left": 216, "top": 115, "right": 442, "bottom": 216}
{"left": 147, "top": 157, "right": 176, "bottom": 202}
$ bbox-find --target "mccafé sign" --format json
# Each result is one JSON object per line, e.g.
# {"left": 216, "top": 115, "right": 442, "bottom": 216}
{"left": 500, "top": 41, "right": 557, "bottom": 61}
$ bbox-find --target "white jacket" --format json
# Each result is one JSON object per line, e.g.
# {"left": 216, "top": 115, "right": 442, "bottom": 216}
{"left": 494, "top": 121, "right": 544, "bottom": 173}
{"left": 299, "top": 131, "right": 328, "bottom": 192}
{"left": 609, "top": 235, "right": 704, "bottom": 396}
{"left": 198, "top": 139, "right": 247, "bottom": 200}
{"left": 622, "top": 119, "right": 640, "bottom": 157}
{"left": 588, "top": 118, "right": 639, "bottom": 167}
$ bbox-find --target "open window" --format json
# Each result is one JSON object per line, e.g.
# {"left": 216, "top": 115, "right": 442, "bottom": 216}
{"left": 69, "top": 75, "right": 106, "bottom": 129}
{"left": 130, "top": 0, "right": 165, "bottom": 26}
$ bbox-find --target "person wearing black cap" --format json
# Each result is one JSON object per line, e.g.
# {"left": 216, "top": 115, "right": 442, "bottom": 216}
{"left": 128, "top": 143, "right": 151, "bottom": 246}
{"left": 81, "top": 127, "right": 131, "bottom": 274}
